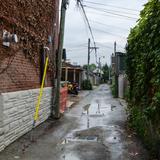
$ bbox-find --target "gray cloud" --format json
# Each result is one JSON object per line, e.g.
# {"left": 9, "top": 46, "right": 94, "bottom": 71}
{"left": 64, "top": 0, "right": 148, "bottom": 66}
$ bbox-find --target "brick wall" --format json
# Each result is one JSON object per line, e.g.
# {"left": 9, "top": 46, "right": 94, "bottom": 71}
{"left": 0, "top": 1, "right": 60, "bottom": 151}
{"left": 0, "top": 0, "right": 59, "bottom": 93}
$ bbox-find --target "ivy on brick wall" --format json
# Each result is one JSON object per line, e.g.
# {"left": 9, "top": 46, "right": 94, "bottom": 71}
{"left": 126, "top": 0, "right": 160, "bottom": 157}
{"left": 0, "top": 0, "right": 57, "bottom": 72}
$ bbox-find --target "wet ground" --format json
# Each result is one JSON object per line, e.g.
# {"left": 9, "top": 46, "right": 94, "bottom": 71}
{"left": 0, "top": 84, "right": 148, "bottom": 160}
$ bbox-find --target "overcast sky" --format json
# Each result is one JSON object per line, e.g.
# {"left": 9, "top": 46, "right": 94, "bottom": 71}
{"left": 64, "top": 0, "right": 148, "bottom": 66}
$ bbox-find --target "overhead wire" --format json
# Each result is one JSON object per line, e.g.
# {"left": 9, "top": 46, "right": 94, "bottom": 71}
{"left": 67, "top": 45, "right": 88, "bottom": 49}
{"left": 92, "top": 27, "right": 126, "bottom": 39}
{"left": 89, "top": 20, "right": 129, "bottom": 31}
{"left": 74, "top": 0, "right": 131, "bottom": 63}
{"left": 77, "top": 1, "right": 96, "bottom": 45}
{"left": 67, "top": 48, "right": 86, "bottom": 52}
{"left": 79, "top": 6, "right": 90, "bottom": 39}
{"left": 83, "top": 1, "right": 140, "bottom": 12}
{"left": 69, "top": 55, "right": 87, "bottom": 58}
{"left": 86, "top": 10, "right": 137, "bottom": 21}
{"left": 76, "top": 0, "right": 98, "bottom": 64}
{"left": 96, "top": 42, "right": 125, "bottom": 52}
{"left": 84, "top": 5, "right": 138, "bottom": 20}
{"left": 84, "top": 5, "right": 138, "bottom": 16}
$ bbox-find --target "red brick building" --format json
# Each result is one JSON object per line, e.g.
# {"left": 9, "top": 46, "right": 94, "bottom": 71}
{"left": 0, "top": 0, "right": 60, "bottom": 151}
{"left": 0, "top": 0, "right": 59, "bottom": 93}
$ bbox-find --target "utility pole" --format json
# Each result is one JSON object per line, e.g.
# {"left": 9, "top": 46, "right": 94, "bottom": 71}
{"left": 109, "top": 66, "right": 111, "bottom": 82}
{"left": 87, "top": 38, "right": 99, "bottom": 81}
{"left": 114, "top": 41, "right": 118, "bottom": 98}
{"left": 98, "top": 57, "right": 101, "bottom": 79}
{"left": 98, "top": 56, "right": 105, "bottom": 79}
{"left": 99, "top": 57, "right": 100, "bottom": 76}
{"left": 54, "top": 0, "right": 68, "bottom": 119}
{"left": 87, "top": 38, "right": 91, "bottom": 80}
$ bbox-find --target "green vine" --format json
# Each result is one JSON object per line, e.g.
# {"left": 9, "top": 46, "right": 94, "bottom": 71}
{"left": 126, "top": 0, "right": 160, "bottom": 157}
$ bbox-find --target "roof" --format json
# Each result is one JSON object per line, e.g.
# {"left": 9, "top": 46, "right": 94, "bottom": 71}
{"left": 62, "top": 62, "right": 84, "bottom": 71}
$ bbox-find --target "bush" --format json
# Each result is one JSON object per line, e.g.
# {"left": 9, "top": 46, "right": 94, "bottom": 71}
{"left": 124, "top": 86, "right": 130, "bottom": 101}
{"left": 126, "top": 1, "right": 160, "bottom": 158}
{"left": 81, "top": 80, "right": 92, "bottom": 90}
{"left": 111, "top": 79, "right": 116, "bottom": 97}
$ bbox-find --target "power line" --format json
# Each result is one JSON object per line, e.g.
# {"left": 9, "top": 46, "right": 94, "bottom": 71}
{"left": 92, "top": 27, "right": 126, "bottom": 39}
{"left": 76, "top": 0, "right": 98, "bottom": 63}
{"left": 96, "top": 43, "right": 113, "bottom": 48}
{"left": 86, "top": 10, "right": 137, "bottom": 21}
{"left": 89, "top": 20, "right": 129, "bottom": 31}
{"left": 77, "top": 1, "right": 96, "bottom": 47}
{"left": 69, "top": 55, "right": 87, "bottom": 58}
{"left": 84, "top": 5, "right": 137, "bottom": 20}
{"left": 84, "top": 4, "right": 138, "bottom": 16}
{"left": 67, "top": 47, "right": 87, "bottom": 51}
{"left": 98, "top": 43, "right": 124, "bottom": 50}
{"left": 83, "top": 1, "right": 140, "bottom": 12}
{"left": 79, "top": 7, "right": 90, "bottom": 39}
{"left": 67, "top": 45, "right": 87, "bottom": 49}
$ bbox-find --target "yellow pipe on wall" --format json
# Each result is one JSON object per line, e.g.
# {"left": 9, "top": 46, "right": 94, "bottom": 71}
{"left": 33, "top": 56, "right": 49, "bottom": 125}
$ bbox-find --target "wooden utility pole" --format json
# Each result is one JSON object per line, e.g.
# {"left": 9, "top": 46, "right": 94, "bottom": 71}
{"left": 114, "top": 41, "right": 118, "bottom": 98}
{"left": 87, "top": 38, "right": 91, "bottom": 80}
{"left": 54, "top": 0, "right": 68, "bottom": 119}
{"left": 87, "top": 38, "right": 99, "bottom": 80}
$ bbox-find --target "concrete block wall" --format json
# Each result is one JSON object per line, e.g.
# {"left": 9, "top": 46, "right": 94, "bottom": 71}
{"left": 118, "top": 75, "right": 124, "bottom": 98}
{"left": 0, "top": 87, "right": 52, "bottom": 151}
{"left": 0, "top": 96, "right": 4, "bottom": 151}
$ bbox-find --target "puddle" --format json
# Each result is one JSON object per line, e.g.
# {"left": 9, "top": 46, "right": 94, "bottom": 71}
{"left": 82, "top": 104, "right": 90, "bottom": 111}
{"left": 62, "top": 153, "right": 80, "bottom": 160}
{"left": 61, "top": 135, "right": 98, "bottom": 144}
{"left": 107, "top": 136, "right": 120, "bottom": 144}
{"left": 77, "top": 135, "right": 98, "bottom": 141}
{"left": 81, "top": 103, "right": 113, "bottom": 118}
{"left": 81, "top": 104, "right": 90, "bottom": 115}
{"left": 89, "top": 114, "right": 104, "bottom": 117}
{"left": 111, "top": 105, "right": 117, "bottom": 111}
{"left": 14, "top": 156, "right": 20, "bottom": 159}
{"left": 106, "top": 130, "right": 121, "bottom": 144}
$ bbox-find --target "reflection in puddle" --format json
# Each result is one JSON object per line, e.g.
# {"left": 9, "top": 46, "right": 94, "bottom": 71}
{"left": 82, "top": 104, "right": 90, "bottom": 112}
{"left": 97, "top": 103, "right": 100, "bottom": 114}
{"left": 107, "top": 136, "right": 120, "bottom": 144}
{"left": 61, "top": 135, "right": 98, "bottom": 145}
{"left": 62, "top": 153, "right": 80, "bottom": 160}
{"left": 82, "top": 103, "right": 113, "bottom": 115}
{"left": 111, "top": 105, "right": 117, "bottom": 111}
{"left": 89, "top": 114, "right": 104, "bottom": 117}
{"left": 106, "top": 131, "right": 121, "bottom": 144}
{"left": 81, "top": 103, "right": 118, "bottom": 130}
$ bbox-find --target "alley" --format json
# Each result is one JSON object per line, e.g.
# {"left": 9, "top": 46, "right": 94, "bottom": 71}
{"left": 0, "top": 85, "right": 148, "bottom": 160}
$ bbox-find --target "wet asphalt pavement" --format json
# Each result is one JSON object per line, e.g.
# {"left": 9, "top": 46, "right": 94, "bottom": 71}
{"left": 0, "top": 84, "right": 148, "bottom": 160}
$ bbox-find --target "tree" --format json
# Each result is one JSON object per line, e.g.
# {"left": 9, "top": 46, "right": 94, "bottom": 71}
{"left": 83, "top": 63, "right": 97, "bottom": 72}
{"left": 102, "top": 63, "right": 109, "bottom": 82}
{"left": 126, "top": 0, "right": 160, "bottom": 157}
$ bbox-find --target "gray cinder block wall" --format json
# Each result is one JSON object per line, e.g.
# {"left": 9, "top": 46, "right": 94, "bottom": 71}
{"left": 0, "top": 87, "right": 52, "bottom": 151}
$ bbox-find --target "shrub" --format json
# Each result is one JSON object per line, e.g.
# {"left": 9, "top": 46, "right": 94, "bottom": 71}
{"left": 81, "top": 80, "right": 92, "bottom": 90}
{"left": 126, "top": 0, "right": 160, "bottom": 157}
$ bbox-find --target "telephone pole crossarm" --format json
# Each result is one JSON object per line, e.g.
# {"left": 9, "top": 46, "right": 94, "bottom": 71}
{"left": 87, "top": 38, "right": 99, "bottom": 80}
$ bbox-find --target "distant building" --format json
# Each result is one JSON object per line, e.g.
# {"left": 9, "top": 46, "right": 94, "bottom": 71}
{"left": 82, "top": 69, "right": 100, "bottom": 86}
{"left": 111, "top": 52, "right": 127, "bottom": 98}
{"left": 61, "top": 62, "right": 84, "bottom": 87}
